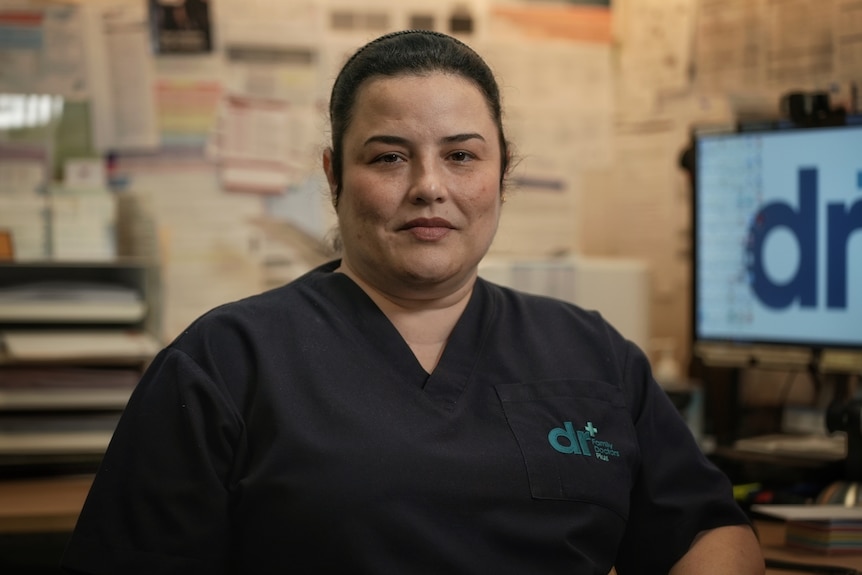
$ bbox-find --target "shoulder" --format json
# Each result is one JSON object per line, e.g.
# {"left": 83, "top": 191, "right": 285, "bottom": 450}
{"left": 476, "top": 277, "right": 652, "bottom": 396}
{"left": 169, "top": 260, "right": 341, "bottom": 351}
{"left": 142, "top": 261, "right": 344, "bottom": 405}
{"left": 477, "top": 277, "right": 625, "bottom": 346}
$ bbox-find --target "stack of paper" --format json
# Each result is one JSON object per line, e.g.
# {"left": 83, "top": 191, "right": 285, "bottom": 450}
{"left": 785, "top": 519, "right": 862, "bottom": 554}
{"left": 0, "top": 412, "right": 121, "bottom": 456}
{"left": 0, "top": 281, "right": 147, "bottom": 323}
{"left": 0, "top": 330, "right": 160, "bottom": 363}
{"left": 0, "top": 195, "right": 48, "bottom": 260}
{"left": 49, "top": 190, "right": 117, "bottom": 261}
{"left": 0, "top": 367, "right": 139, "bottom": 410}
{"left": 752, "top": 504, "right": 862, "bottom": 555}
{"left": 734, "top": 433, "right": 847, "bottom": 461}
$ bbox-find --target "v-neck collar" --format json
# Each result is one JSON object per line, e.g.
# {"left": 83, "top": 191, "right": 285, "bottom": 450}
{"left": 423, "top": 278, "right": 495, "bottom": 407}
{"left": 309, "top": 261, "right": 496, "bottom": 409}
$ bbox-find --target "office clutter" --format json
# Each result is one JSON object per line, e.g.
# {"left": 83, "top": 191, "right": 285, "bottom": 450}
{"left": 0, "top": 143, "right": 118, "bottom": 261}
{"left": 0, "top": 261, "right": 160, "bottom": 473}
{"left": 0, "top": 186, "right": 117, "bottom": 262}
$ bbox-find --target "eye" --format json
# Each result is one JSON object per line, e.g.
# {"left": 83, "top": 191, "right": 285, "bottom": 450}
{"left": 449, "top": 150, "right": 474, "bottom": 162}
{"left": 374, "top": 153, "right": 403, "bottom": 164}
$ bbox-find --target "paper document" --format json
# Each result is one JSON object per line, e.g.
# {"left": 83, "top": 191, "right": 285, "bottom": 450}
{"left": 752, "top": 504, "right": 862, "bottom": 522}
{"left": 0, "top": 281, "right": 146, "bottom": 323}
{"left": 0, "top": 412, "right": 120, "bottom": 455}
{"left": 734, "top": 433, "right": 847, "bottom": 461}
{"left": 0, "top": 430, "right": 114, "bottom": 455}
{"left": 0, "top": 330, "right": 160, "bottom": 362}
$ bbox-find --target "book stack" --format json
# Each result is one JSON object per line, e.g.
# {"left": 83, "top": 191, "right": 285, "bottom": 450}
{"left": 786, "top": 518, "right": 862, "bottom": 554}
{"left": 0, "top": 280, "right": 147, "bottom": 324}
{"left": 753, "top": 504, "right": 862, "bottom": 555}
{"left": 49, "top": 190, "right": 117, "bottom": 261}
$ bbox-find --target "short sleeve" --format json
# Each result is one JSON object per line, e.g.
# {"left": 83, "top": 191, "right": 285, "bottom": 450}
{"left": 613, "top": 344, "right": 750, "bottom": 574}
{"left": 61, "top": 346, "right": 245, "bottom": 575}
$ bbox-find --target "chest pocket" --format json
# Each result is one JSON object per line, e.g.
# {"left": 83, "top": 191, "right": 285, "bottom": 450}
{"left": 495, "top": 380, "right": 638, "bottom": 519}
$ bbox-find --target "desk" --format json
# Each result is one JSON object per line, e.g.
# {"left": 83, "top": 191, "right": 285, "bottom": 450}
{"left": 0, "top": 474, "right": 92, "bottom": 534}
{"left": 759, "top": 519, "right": 862, "bottom": 573}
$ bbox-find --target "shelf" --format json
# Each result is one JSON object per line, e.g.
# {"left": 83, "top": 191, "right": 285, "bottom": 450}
{"left": 0, "top": 259, "right": 161, "bottom": 336}
{"left": 0, "top": 302, "right": 147, "bottom": 323}
{"left": 0, "top": 366, "right": 139, "bottom": 410}
{"left": 0, "top": 474, "right": 94, "bottom": 534}
{"left": 0, "top": 329, "right": 160, "bottom": 365}
{"left": 0, "top": 260, "right": 161, "bottom": 470}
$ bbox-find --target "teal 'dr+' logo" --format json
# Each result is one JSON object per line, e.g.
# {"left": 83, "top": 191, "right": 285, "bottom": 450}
{"left": 548, "top": 421, "right": 620, "bottom": 461}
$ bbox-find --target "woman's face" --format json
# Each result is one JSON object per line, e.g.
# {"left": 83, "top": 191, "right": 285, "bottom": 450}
{"left": 325, "top": 72, "right": 503, "bottom": 297}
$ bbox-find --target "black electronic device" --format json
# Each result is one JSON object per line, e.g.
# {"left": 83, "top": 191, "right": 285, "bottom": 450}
{"left": 817, "top": 398, "right": 862, "bottom": 506}
{"left": 689, "top": 114, "right": 862, "bottom": 367}
{"left": 683, "top": 97, "right": 862, "bottom": 508}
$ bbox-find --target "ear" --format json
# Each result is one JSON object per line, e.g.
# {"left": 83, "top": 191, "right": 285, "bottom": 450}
{"left": 322, "top": 148, "right": 338, "bottom": 206}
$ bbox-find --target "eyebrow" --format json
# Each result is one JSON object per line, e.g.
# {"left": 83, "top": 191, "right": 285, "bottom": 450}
{"left": 444, "top": 133, "right": 486, "bottom": 144}
{"left": 362, "top": 133, "right": 487, "bottom": 147}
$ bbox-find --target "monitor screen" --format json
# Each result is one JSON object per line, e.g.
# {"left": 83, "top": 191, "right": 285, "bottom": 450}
{"left": 692, "top": 119, "right": 862, "bottom": 351}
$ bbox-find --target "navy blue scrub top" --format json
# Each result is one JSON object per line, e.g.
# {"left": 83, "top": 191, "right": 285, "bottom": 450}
{"left": 61, "top": 260, "right": 749, "bottom": 575}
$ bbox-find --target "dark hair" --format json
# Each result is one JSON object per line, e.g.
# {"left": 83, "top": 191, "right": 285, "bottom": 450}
{"left": 327, "top": 30, "right": 511, "bottom": 202}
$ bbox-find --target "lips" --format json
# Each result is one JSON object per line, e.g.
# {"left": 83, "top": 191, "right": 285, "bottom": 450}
{"left": 400, "top": 217, "right": 454, "bottom": 241}
{"left": 401, "top": 217, "right": 453, "bottom": 230}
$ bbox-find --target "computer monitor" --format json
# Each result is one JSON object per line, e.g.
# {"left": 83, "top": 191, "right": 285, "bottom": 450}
{"left": 691, "top": 117, "right": 862, "bottom": 366}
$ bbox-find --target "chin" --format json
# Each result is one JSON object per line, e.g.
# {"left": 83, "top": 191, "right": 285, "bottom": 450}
{"left": 394, "top": 258, "right": 455, "bottom": 282}
{"left": 399, "top": 258, "right": 476, "bottom": 288}
{"left": 401, "top": 267, "right": 455, "bottom": 285}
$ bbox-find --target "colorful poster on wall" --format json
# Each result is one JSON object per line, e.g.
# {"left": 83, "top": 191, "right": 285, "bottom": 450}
{"left": 0, "top": 4, "right": 88, "bottom": 97}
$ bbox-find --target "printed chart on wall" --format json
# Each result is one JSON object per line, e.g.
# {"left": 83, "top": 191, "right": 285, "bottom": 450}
{"left": 0, "top": 4, "right": 88, "bottom": 97}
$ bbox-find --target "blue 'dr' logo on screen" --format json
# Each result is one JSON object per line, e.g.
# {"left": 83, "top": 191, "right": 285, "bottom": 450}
{"left": 746, "top": 168, "right": 862, "bottom": 310}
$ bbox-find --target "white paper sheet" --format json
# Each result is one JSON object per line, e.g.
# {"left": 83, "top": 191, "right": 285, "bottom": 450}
{"left": 85, "top": 0, "right": 159, "bottom": 151}
{"left": 752, "top": 504, "right": 862, "bottom": 521}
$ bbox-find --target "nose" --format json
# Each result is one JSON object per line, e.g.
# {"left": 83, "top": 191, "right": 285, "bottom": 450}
{"left": 408, "top": 159, "right": 447, "bottom": 205}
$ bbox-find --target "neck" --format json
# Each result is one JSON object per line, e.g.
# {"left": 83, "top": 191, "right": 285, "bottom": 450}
{"left": 336, "top": 263, "right": 476, "bottom": 373}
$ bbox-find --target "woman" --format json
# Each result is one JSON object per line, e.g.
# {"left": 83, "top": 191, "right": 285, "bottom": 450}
{"left": 62, "top": 30, "right": 764, "bottom": 574}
